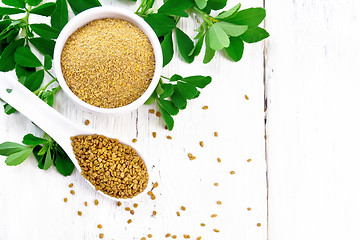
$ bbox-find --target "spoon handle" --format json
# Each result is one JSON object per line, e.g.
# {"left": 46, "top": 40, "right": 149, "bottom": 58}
{"left": 0, "top": 72, "right": 75, "bottom": 154}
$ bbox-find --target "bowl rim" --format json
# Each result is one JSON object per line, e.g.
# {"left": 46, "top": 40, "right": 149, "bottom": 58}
{"left": 53, "top": 6, "right": 162, "bottom": 114}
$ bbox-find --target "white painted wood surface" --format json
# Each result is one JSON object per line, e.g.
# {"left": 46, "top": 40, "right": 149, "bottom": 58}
{"left": 0, "top": 1, "right": 267, "bottom": 240}
{"left": 266, "top": 0, "right": 360, "bottom": 239}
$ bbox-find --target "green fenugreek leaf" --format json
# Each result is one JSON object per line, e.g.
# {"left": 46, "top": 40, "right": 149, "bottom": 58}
{"left": 195, "top": 0, "right": 208, "bottom": 9}
{"left": 215, "top": 22, "right": 247, "bottom": 37}
{"left": 144, "top": 90, "right": 157, "bottom": 105}
{"left": 44, "top": 55, "right": 52, "bottom": 70}
{"left": 30, "top": 24, "right": 60, "bottom": 39}
{"left": 170, "top": 87, "right": 187, "bottom": 110}
{"left": 1, "top": 0, "right": 25, "bottom": 9}
{"left": 0, "top": 142, "right": 28, "bottom": 156}
{"left": 22, "top": 134, "right": 48, "bottom": 146}
{"left": 240, "top": 27, "right": 269, "bottom": 43}
{"left": 215, "top": 3, "right": 241, "bottom": 20}
{"left": 208, "top": 24, "right": 229, "bottom": 50}
{"left": 145, "top": 13, "right": 176, "bottom": 37}
{"left": 33, "top": 145, "right": 45, "bottom": 169}
{"left": 158, "top": 0, "right": 194, "bottom": 17}
{"left": 67, "top": 0, "right": 101, "bottom": 15}
{"left": 225, "top": 8, "right": 266, "bottom": 28}
{"left": 3, "top": 103, "right": 16, "bottom": 115}
{"left": 158, "top": 98, "right": 179, "bottom": 115}
{"left": 0, "top": 38, "right": 24, "bottom": 71}
{"left": 30, "top": 2, "right": 56, "bottom": 16}
{"left": 175, "top": 28, "right": 194, "bottom": 63}
{"left": 225, "top": 36, "right": 244, "bottom": 62}
{"left": 0, "top": 7, "right": 25, "bottom": 15}
{"left": 181, "top": 76, "right": 211, "bottom": 88}
{"left": 29, "top": 38, "right": 56, "bottom": 58}
{"left": 203, "top": 33, "right": 215, "bottom": 63}
{"left": 24, "top": 70, "right": 44, "bottom": 91}
{"left": 5, "top": 148, "right": 32, "bottom": 166}
{"left": 177, "top": 82, "right": 198, "bottom": 99}
{"left": 205, "top": 0, "right": 227, "bottom": 10}
{"left": 170, "top": 74, "right": 182, "bottom": 81}
{"left": 15, "top": 65, "right": 36, "bottom": 78}
{"left": 27, "top": 0, "right": 42, "bottom": 6}
{"left": 158, "top": 104, "right": 174, "bottom": 130}
{"left": 14, "top": 47, "right": 42, "bottom": 68}
{"left": 51, "top": 0, "right": 68, "bottom": 30}
{"left": 43, "top": 147, "right": 53, "bottom": 170}
{"left": 189, "top": 34, "right": 204, "bottom": 57}
{"left": 53, "top": 145, "right": 74, "bottom": 176}
{"left": 159, "top": 83, "right": 174, "bottom": 98}
{"left": 161, "top": 32, "right": 173, "bottom": 67}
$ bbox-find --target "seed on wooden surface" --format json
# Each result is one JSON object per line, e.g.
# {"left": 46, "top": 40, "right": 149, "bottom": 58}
{"left": 247, "top": 207, "right": 252, "bottom": 211}
{"left": 156, "top": 111, "right": 161, "bottom": 117}
{"left": 183, "top": 234, "right": 190, "bottom": 239}
{"left": 148, "top": 191, "right": 153, "bottom": 195}
{"left": 230, "top": 171, "right": 235, "bottom": 175}
{"left": 216, "top": 201, "right": 222, "bottom": 205}
{"left": 153, "top": 182, "right": 159, "bottom": 188}
{"left": 245, "top": 95, "right": 249, "bottom": 100}
{"left": 200, "top": 223, "right": 205, "bottom": 227}
{"left": 167, "top": 135, "right": 172, "bottom": 139}
{"left": 127, "top": 219, "right": 132, "bottom": 224}
{"left": 217, "top": 158, "right": 221, "bottom": 163}
{"left": 78, "top": 211, "right": 82, "bottom": 216}
{"left": 84, "top": 119, "right": 90, "bottom": 125}
{"left": 94, "top": 199, "right": 99, "bottom": 205}
{"left": 152, "top": 132, "right": 157, "bottom": 138}
{"left": 199, "top": 141, "right": 204, "bottom": 147}
{"left": 125, "top": 207, "right": 131, "bottom": 211}
{"left": 117, "top": 202, "right": 122, "bottom": 207}
{"left": 176, "top": 211, "right": 180, "bottom": 216}
{"left": 84, "top": 202, "right": 88, "bottom": 206}
{"left": 68, "top": 183, "right": 73, "bottom": 188}
{"left": 64, "top": 198, "right": 68, "bottom": 202}
{"left": 153, "top": 210, "right": 157, "bottom": 216}
{"left": 214, "top": 132, "right": 218, "bottom": 137}
{"left": 149, "top": 109, "right": 155, "bottom": 114}
{"left": 99, "top": 233, "right": 104, "bottom": 239}
{"left": 148, "top": 234, "right": 153, "bottom": 238}
{"left": 211, "top": 214, "right": 217, "bottom": 218}
{"left": 257, "top": 223, "right": 262, "bottom": 227}
{"left": 247, "top": 158, "right": 252, "bottom": 162}
{"left": 141, "top": 237, "right": 146, "bottom": 240}
{"left": 214, "top": 183, "right": 219, "bottom": 186}
{"left": 61, "top": 18, "right": 155, "bottom": 108}
{"left": 196, "top": 237, "right": 202, "bottom": 240}
{"left": 165, "top": 125, "right": 168, "bottom": 130}
{"left": 71, "top": 135, "right": 149, "bottom": 199}
{"left": 202, "top": 106, "right": 208, "bottom": 110}
{"left": 172, "top": 235, "right": 177, "bottom": 239}
{"left": 213, "top": 229, "right": 220, "bottom": 233}
{"left": 165, "top": 233, "right": 171, "bottom": 238}
{"left": 134, "top": 203, "right": 139, "bottom": 208}
{"left": 70, "top": 190, "right": 75, "bottom": 195}
{"left": 97, "top": 224, "right": 102, "bottom": 229}
{"left": 132, "top": 138, "right": 137, "bottom": 143}
{"left": 181, "top": 206, "right": 186, "bottom": 211}
{"left": 130, "top": 210, "right": 135, "bottom": 215}
{"left": 151, "top": 194, "right": 156, "bottom": 200}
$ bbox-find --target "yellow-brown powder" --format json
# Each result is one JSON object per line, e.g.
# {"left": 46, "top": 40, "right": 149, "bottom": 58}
{"left": 61, "top": 18, "right": 155, "bottom": 108}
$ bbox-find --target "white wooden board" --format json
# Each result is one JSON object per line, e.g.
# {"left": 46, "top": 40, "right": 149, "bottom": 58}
{"left": 0, "top": 0, "right": 267, "bottom": 239}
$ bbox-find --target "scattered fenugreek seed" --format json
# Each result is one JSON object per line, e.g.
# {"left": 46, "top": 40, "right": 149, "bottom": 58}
{"left": 152, "top": 132, "right": 157, "bottom": 138}
{"left": 153, "top": 211, "right": 157, "bottom": 216}
{"left": 214, "top": 132, "right": 218, "bottom": 137}
{"left": 125, "top": 207, "right": 131, "bottom": 211}
{"left": 151, "top": 194, "right": 156, "bottom": 200}
{"left": 64, "top": 198, "right": 68, "bottom": 202}
{"left": 214, "top": 183, "right": 219, "bottom": 186}
{"left": 70, "top": 190, "right": 75, "bottom": 195}
{"left": 213, "top": 229, "right": 220, "bottom": 233}
{"left": 200, "top": 223, "right": 205, "bottom": 227}
{"left": 167, "top": 135, "right": 172, "bottom": 139}
{"left": 172, "top": 235, "right": 177, "bottom": 239}
{"left": 217, "top": 158, "right": 221, "bottom": 163}
{"left": 78, "top": 211, "right": 82, "bottom": 216}
{"left": 84, "top": 202, "right": 88, "bottom": 206}
{"left": 196, "top": 237, "right": 202, "bottom": 240}
{"left": 149, "top": 109, "right": 155, "bottom": 114}
{"left": 132, "top": 138, "right": 137, "bottom": 143}
{"left": 202, "top": 106, "right": 208, "bottom": 110}
{"left": 153, "top": 182, "right": 159, "bottom": 188}
{"left": 117, "top": 202, "right": 122, "bottom": 207}
{"left": 165, "top": 233, "right": 171, "bottom": 238}
{"left": 247, "top": 207, "right": 252, "bottom": 211}
{"left": 97, "top": 224, "right": 102, "bottom": 229}
{"left": 257, "top": 223, "right": 261, "bottom": 227}
{"left": 176, "top": 211, "right": 180, "bottom": 216}
{"left": 130, "top": 210, "right": 135, "bottom": 215}
{"left": 141, "top": 237, "right": 146, "bottom": 240}
{"left": 148, "top": 234, "right": 153, "bottom": 238}
{"left": 230, "top": 171, "right": 235, "bottom": 175}
{"left": 247, "top": 158, "right": 252, "bottom": 162}
{"left": 94, "top": 199, "right": 99, "bottom": 205}
{"left": 68, "top": 183, "right": 73, "bottom": 188}
{"left": 211, "top": 214, "right": 217, "bottom": 218}
{"left": 127, "top": 219, "right": 132, "bottom": 224}
{"left": 245, "top": 95, "right": 249, "bottom": 100}
{"left": 199, "top": 141, "right": 204, "bottom": 147}
{"left": 156, "top": 111, "right": 161, "bottom": 117}
{"left": 134, "top": 203, "right": 139, "bottom": 208}
{"left": 216, "top": 201, "right": 222, "bottom": 205}
{"left": 84, "top": 119, "right": 90, "bottom": 125}
{"left": 99, "top": 233, "right": 104, "bottom": 239}
{"left": 148, "top": 191, "right": 153, "bottom": 196}
{"left": 181, "top": 206, "right": 186, "bottom": 211}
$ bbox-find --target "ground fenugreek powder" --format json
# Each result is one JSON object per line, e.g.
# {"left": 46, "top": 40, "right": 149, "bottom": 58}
{"left": 61, "top": 18, "right": 155, "bottom": 108}
{"left": 71, "top": 134, "right": 149, "bottom": 199}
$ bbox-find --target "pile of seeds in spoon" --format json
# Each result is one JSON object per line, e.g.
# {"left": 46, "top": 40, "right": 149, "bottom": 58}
{"left": 71, "top": 134, "right": 149, "bottom": 199}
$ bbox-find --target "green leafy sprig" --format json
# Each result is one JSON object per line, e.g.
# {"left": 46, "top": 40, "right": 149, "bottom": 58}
{"left": 145, "top": 74, "right": 211, "bottom": 130}
{"left": 0, "top": 133, "right": 74, "bottom": 176}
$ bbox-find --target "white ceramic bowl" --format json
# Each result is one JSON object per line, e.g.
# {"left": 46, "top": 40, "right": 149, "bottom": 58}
{"left": 53, "top": 6, "right": 162, "bottom": 114}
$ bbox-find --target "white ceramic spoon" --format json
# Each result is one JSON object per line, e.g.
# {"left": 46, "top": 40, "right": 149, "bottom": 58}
{"left": 0, "top": 72, "right": 152, "bottom": 201}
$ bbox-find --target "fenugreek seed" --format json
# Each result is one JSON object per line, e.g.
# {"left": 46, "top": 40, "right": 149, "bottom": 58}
{"left": 199, "top": 141, "right": 204, "bottom": 147}
{"left": 97, "top": 224, "right": 102, "bottom": 229}
{"left": 117, "top": 202, "right": 122, "bottom": 207}
{"left": 132, "top": 138, "right": 137, "bottom": 143}
{"left": 148, "top": 191, "right": 153, "bottom": 196}
{"left": 84, "top": 202, "right": 88, "bottom": 206}
{"left": 176, "top": 211, "right": 180, "bottom": 216}
{"left": 217, "top": 158, "right": 221, "bottom": 163}
{"left": 151, "top": 194, "right": 156, "bottom": 200}
{"left": 62, "top": 18, "right": 155, "bottom": 108}
{"left": 245, "top": 95, "right": 249, "bottom": 100}
{"left": 141, "top": 237, "right": 146, "bottom": 240}
{"left": 125, "top": 207, "right": 131, "bottom": 211}
{"left": 165, "top": 125, "right": 168, "bottom": 130}
{"left": 257, "top": 223, "right": 261, "bottom": 227}
{"left": 99, "top": 233, "right": 104, "bottom": 239}
{"left": 153, "top": 182, "right": 159, "bottom": 188}
{"left": 94, "top": 199, "right": 99, "bottom": 205}
{"left": 153, "top": 211, "right": 157, "bottom": 216}
{"left": 68, "top": 183, "right": 73, "bottom": 188}
{"left": 188, "top": 153, "right": 193, "bottom": 158}
{"left": 167, "top": 136, "right": 172, "bottom": 139}
{"left": 181, "top": 206, "right": 186, "bottom": 211}
{"left": 70, "top": 190, "right": 75, "bottom": 195}
{"left": 172, "top": 235, "right": 177, "bottom": 239}
{"left": 216, "top": 201, "right": 222, "bottom": 205}
{"left": 230, "top": 171, "right": 235, "bottom": 175}
{"left": 64, "top": 198, "right": 68, "bottom": 202}
{"left": 152, "top": 132, "right": 157, "bottom": 138}
{"left": 214, "top": 132, "right": 218, "bottom": 137}
{"left": 165, "top": 233, "right": 171, "bottom": 238}
{"left": 190, "top": 157, "right": 196, "bottom": 161}
{"left": 214, "top": 183, "right": 219, "bottom": 186}
{"left": 85, "top": 119, "right": 90, "bottom": 125}
{"left": 211, "top": 214, "right": 217, "bottom": 218}
{"left": 148, "top": 234, "right": 153, "bottom": 238}
{"left": 200, "top": 223, "right": 205, "bottom": 227}
{"left": 213, "top": 229, "right": 220, "bottom": 233}
{"left": 127, "top": 219, "right": 132, "bottom": 224}
{"left": 149, "top": 109, "right": 155, "bottom": 114}
{"left": 130, "top": 210, "right": 135, "bottom": 215}
{"left": 78, "top": 211, "right": 82, "bottom": 216}
{"left": 247, "top": 207, "right": 251, "bottom": 211}
{"left": 247, "top": 158, "right": 252, "bottom": 162}
{"left": 196, "top": 237, "right": 202, "bottom": 240}
{"left": 134, "top": 203, "right": 139, "bottom": 208}
{"left": 202, "top": 106, "right": 208, "bottom": 110}
{"left": 156, "top": 112, "right": 161, "bottom": 117}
